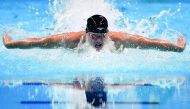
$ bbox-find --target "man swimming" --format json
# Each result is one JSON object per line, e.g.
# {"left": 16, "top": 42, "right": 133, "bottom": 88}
{"left": 2, "top": 14, "right": 186, "bottom": 52}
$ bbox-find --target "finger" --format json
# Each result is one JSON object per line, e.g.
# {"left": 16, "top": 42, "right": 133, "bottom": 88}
{"left": 4, "top": 32, "right": 7, "bottom": 36}
{"left": 182, "top": 36, "right": 185, "bottom": 42}
{"left": 178, "top": 35, "right": 186, "bottom": 48}
{"left": 2, "top": 36, "right": 6, "bottom": 44}
{"left": 177, "top": 37, "right": 181, "bottom": 45}
{"left": 182, "top": 36, "right": 186, "bottom": 47}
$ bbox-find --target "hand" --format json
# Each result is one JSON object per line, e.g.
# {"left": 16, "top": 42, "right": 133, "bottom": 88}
{"left": 2, "top": 32, "right": 12, "bottom": 45}
{"left": 177, "top": 35, "right": 186, "bottom": 49}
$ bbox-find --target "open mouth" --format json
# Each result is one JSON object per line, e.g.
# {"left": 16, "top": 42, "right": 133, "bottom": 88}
{"left": 95, "top": 43, "right": 103, "bottom": 49}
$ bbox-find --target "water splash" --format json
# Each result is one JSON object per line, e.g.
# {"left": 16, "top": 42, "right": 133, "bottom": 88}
{"left": 48, "top": 0, "right": 122, "bottom": 33}
{"left": 0, "top": 1, "right": 190, "bottom": 108}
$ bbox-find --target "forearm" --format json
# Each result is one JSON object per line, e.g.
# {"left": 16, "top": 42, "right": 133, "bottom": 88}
{"left": 138, "top": 38, "right": 184, "bottom": 52}
{"left": 2, "top": 31, "right": 65, "bottom": 49}
{"left": 4, "top": 36, "right": 63, "bottom": 49}
{"left": 124, "top": 34, "right": 185, "bottom": 52}
{"left": 4, "top": 38, "right": 46, "bottom": 49}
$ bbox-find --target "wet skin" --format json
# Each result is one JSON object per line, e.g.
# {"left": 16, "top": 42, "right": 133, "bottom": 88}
{"left": 88, "top": 32, "right": 106, "bottom": 51}
{"left": 2, "top": 31, "right": 186, "bottom": 52}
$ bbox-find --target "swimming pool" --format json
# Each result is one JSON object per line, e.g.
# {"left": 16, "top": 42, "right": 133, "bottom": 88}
{"left": 0, "top": 0, "right": 190, "bottom": 109}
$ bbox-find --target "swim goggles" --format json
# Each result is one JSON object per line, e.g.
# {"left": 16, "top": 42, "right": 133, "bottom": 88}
{"left": 88, "top": 32, "right": 106, "bottom": 39}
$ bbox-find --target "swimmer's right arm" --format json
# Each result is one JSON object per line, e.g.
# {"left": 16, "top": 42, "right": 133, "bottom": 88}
{"left": 2, "top": 32, "right": 84, "bottom": 49}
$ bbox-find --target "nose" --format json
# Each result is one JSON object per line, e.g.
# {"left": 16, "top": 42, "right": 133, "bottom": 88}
{"left": 96, "top": 38, "right": 102, "bottom": 43}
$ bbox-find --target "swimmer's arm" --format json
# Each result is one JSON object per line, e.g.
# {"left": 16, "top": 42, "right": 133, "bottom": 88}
{"left": 126, "top": 34, "right": 186, "bottom": 52}
{"left": 2, "top": 32, "right": 84, "bottom": 49}
{"left": 110, "top": 32, "right": 186, "bottom": 52}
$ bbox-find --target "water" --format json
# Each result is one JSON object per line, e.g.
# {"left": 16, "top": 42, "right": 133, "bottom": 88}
{"left": 0, "top": 0, "right": 190, "bottom": 109}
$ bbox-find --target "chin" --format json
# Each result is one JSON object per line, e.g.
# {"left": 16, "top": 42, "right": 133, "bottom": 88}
{"left": 96, "top": 48, "right": 101, "bottom": 51}
{"left": 95, "top": 47, "right": 102, "bottom": 51}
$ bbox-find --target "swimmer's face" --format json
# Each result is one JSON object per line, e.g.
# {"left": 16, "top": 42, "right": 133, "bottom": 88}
{"left": 88, "top": 32, "right": 106, "bottom": 51}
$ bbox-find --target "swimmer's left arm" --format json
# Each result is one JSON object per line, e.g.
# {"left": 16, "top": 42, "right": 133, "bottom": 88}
{"left": 109, "top": 32, "right": 186, "bottom": 52}
{"left": 129, "top": 34, "right": 186, "bottom": 52}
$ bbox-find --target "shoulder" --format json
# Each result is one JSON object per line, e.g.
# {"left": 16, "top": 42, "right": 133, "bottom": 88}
{"left": 64, "top": 31, "right": 86, "bottom": 41}
{"left": 107, "top": 31, "right": 130, "bottom": 42}
{"left": 67, "top": 31, "right": 86, "bottom": 35}
{"left": 66, "top": 31, "right": 86, "bottom": 37}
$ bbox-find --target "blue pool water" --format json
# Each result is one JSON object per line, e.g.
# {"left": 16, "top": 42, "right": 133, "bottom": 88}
{"left": 0, "top": 0, "right": 190, "bottom": 109}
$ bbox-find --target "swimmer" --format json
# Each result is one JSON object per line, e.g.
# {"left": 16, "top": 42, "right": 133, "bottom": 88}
{"left": 2, "top": 15, "right": 186, "bottom": 52}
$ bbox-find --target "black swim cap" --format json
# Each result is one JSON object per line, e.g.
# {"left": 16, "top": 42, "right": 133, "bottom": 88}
{"left": 86, "top": 15, "right": 108, "bottom": 33}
